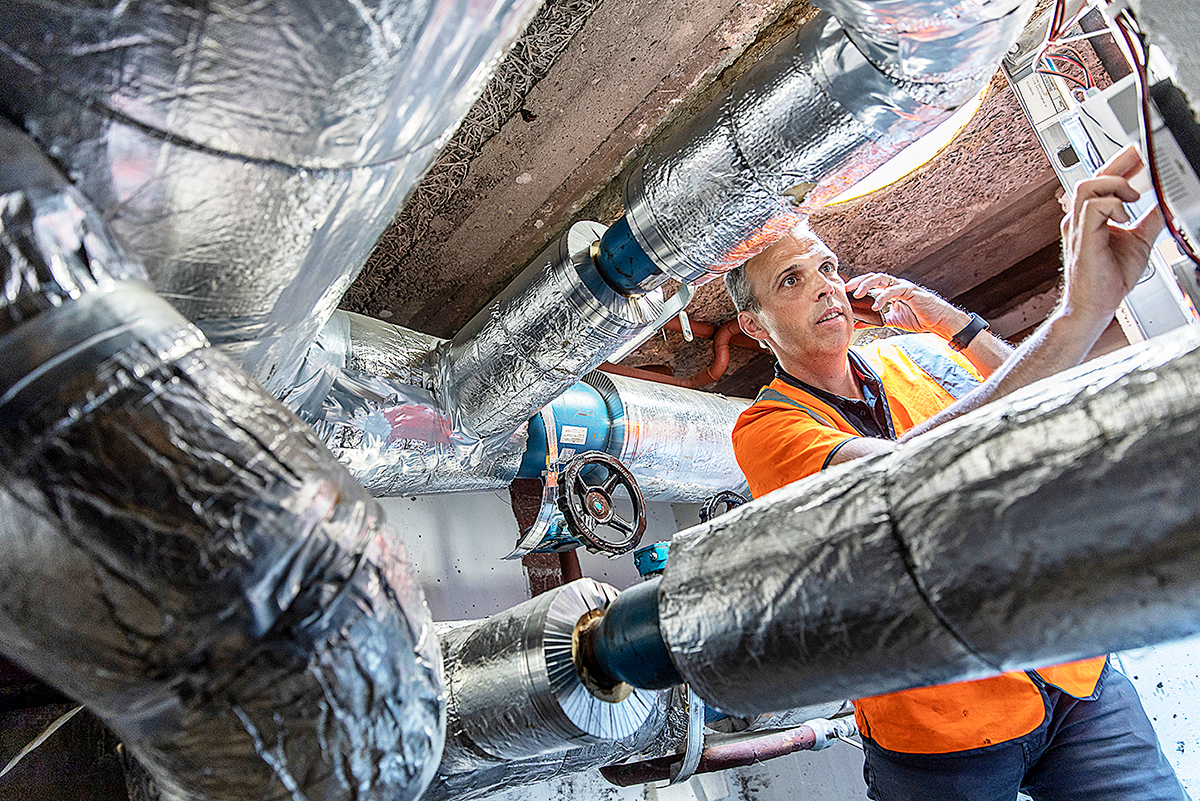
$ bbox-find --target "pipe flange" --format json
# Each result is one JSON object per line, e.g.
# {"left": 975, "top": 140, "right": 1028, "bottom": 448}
{"left": 559, "top": 220, "right": 666, "bottom": 338}
{"left": 534, "top": 579, "right": 657, "bottom": 743}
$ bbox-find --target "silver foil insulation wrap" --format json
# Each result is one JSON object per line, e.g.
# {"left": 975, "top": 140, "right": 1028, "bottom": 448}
{"left": 447, "top": 221, "right": 667, "bottom": 440}
{"left": 812, "top": 0, "right": 1039, "bottom": 106}
{"left": 438, "top": 579, "right": 658, "bottom": 775}
{"left": 658, "top": 327, "right": 1200, "bottom": 717}
{"left": 585, "top": 372, "right": 750, "bottom": 503}
{"left": 0, "top": 280, "right": 446, "bottom": 801}
{"left": 0, "top": 0, "right": 540, "bottom": 392}
{"left": 0, "top": 120, "right": 147, "bottom": 336}
{"left": 289, "top": 310, "right": 526, "bottom": 496}
{"left": 423, "top": 701, "right": 679, "bottom": 801}
{"left": 623, "top": 5, "right": 1033, "bottom": 286}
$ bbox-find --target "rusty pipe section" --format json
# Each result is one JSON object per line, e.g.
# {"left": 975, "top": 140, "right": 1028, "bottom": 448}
{"left": 0, "top": 122, "right": 444, "bottom": 801}
{"left": 621, "top": 0, "right": 1036, "bottom": 288}
{"left": 653, "top": 327, "right": 1200, "bottom": 717}
{"left": 0, "top": 0, "right": 541, "bottom": 394}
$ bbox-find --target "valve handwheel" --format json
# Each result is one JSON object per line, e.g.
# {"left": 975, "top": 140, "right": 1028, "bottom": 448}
{"left": 698, "top": 490, "right": 747, "bottom": 523}
{"left": 558, "top": 452, "right": 647, "bottom": 555}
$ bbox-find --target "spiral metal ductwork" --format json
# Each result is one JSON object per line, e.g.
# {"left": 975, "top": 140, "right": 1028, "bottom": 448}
{"left": 0, "top": 121, "right": 444, "bottom": 801}
{"left": 650, "top": 328, "right": 1200, "bottom": 717}
{"left": 0, "top": 0, "right": 541, "bottom": 394}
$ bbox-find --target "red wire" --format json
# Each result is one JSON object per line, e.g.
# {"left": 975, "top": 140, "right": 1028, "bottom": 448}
{"left": 1046, "top": 50, "right": 1095, "bottom": 88}
{"left": 1115, "top": 13, "right": 1200, "bottom": 267}
{"left": 1037, "top": 65, "right": 1090, "bottom": 91}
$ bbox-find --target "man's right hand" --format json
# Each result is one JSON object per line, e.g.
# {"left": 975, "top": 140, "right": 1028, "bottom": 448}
{"left": 1060, "top": 144, "right": 1164, "bottom": 326}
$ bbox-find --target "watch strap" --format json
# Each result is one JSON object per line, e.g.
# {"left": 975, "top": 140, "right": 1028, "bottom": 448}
{"left": 948, "top": 313, "right": 989, "bottom": 352}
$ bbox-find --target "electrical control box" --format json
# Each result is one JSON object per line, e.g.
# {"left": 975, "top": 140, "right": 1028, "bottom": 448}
{"left": 1002, "top": 4, "right": 1200, "bottom": 342}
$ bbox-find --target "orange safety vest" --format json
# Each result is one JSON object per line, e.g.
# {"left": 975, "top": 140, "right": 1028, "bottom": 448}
{"left": 732, "top": 333, "right": 1106, "bottom": 754}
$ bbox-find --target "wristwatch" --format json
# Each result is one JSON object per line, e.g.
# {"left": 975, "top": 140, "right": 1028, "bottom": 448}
{"left": 948, "top": 313, "right": 989, "bottom": 352}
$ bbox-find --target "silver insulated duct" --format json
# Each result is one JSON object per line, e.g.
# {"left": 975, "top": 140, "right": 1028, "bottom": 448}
{"left": 286, "top": 308, "right": 753, "bottom": 499}
{"left": 0, "top": 122, "right": 444, "bottom": 801}
{"left": 437, "top": 579, "right": 658, "bottom": 775}
{"left": 0, "top": 0, "right": 540, "bottom": 394}
{"left": 445, "top": 221, "right": 667, "bottom": 440}
{"left": 620, "top": 0, "right": 1037, "bottom": 287}
{"left": 585, "top": 372, "right": 751, "bottom": 503}
{"left": 284, "top": 310, "right": 529, "bottom": 497}
{"left": 656, "top": 327, "right": 1200, "bottom": 717}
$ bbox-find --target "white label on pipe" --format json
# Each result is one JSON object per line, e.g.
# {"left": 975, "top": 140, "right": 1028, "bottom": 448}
{"left": 560, "top": 425, "right": 590, "bottom": 446}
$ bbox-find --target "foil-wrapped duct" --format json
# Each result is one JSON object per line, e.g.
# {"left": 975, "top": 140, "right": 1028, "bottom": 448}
{"left": 0, "top": 120, "right": 146, "bottom": 335}
{"left": 286, "top": 313, "right": 752, "bottom": 501}
{"left": 423, "top": 698, "right": 682, "bottom": 801}
{"left": 623, "top": 1, "right": 1034, "bottom": 285}
{"left": 0, "top": 0, "right": 540, "bottom": 392}
{"left": 288, "top": 310, "right": 526, "bottom": 496}
{"left": 813, "top": 0, "right": 1038, "bottom": 105}
{"left": 447, "top": 221, "right": 667, "bottom": 440}
{"left": 585, "top": 372, "right": 750, "bottom": 503}
{"left": 0, "top": 132, "right": 445, "bottom": 801}
{"left": 438, "top": 579, "right": 658, "bottom": 775}
{"left": 658, "top": 327, "right": 1200, "bottom": 717}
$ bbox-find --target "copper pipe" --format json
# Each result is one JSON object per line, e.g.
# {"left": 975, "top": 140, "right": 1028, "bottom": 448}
{"left": 600, "top": 726, "right": 818, "bottom": 786}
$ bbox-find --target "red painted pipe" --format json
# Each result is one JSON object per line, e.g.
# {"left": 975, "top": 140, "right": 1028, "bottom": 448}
{"left": 684, "top": 319, "right": 742, "bottom": 388}
{"left": 600, "top": 726, "right": 818, "bottom": 786}
{"left": 663, "top": 317, "right": 758, "bottom": 350}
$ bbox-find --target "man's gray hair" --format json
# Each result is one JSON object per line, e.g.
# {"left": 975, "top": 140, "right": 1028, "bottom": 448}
{"left": 723, "top": 219, "right": 817, "bottom": 314}
{"left": 724, "top": 262, "right": 759, "bottom": 313}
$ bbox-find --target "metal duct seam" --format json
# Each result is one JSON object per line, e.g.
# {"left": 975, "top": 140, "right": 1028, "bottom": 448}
{"left": 446, "top": 221, "right": 667, "bottom": 440}
{"left": 0, "top": 0, "right": 542, "bottom": 391}
{"left": 585, "top": 371, "right": 751, "bottom": 503}
{"left": 0, "top": 129, "right": 445, "bottom": 800}
{"left": 657, "top": 327, "right": 1200, "bottom": 717}
{"left": 437, "top": 579, "right": 657, "bottom": 775}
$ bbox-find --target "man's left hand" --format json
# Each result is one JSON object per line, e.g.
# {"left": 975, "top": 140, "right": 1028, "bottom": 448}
{"left": 845, "top": 273, "right": 968, "bottom": 339}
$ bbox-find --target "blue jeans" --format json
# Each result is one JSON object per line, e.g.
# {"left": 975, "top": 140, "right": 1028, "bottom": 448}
{"left": 863, "top": 664, "right": 1190, "bottom": 801}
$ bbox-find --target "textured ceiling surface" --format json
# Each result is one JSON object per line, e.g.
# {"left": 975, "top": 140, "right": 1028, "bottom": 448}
{"left": 344, "top": 0, "right": 1118, "bottom": 398}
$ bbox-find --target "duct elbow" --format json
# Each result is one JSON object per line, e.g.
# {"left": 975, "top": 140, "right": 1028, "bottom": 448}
{"left": 0, "top": 123, "right": 446, "bottom": 801}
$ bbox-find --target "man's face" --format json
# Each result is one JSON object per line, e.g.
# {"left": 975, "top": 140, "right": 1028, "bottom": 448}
{"left": 737, "top": 232, "right": 853, "bottom": 362}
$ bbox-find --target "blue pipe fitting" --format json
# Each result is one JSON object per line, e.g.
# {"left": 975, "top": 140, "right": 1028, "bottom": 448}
{"left": 517, "top": 381, "right": 613, "bottom": 478}
{"left": 633, "top": 541, "right": 671, "bottom": 577}
{"left": 589, "top": 577, "right": 683, "bottom": 690}
{"left": 596, "top": 216, "right": 663, "bottom": 295}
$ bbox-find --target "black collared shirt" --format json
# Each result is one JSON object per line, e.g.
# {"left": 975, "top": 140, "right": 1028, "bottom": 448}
{"left": 774, "top": 352, "right": 897, "bottom": 441}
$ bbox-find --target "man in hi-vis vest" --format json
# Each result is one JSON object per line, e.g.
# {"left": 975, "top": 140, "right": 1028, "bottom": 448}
{"left": 726, "top": 145, "right": 1189, "bottom": 800}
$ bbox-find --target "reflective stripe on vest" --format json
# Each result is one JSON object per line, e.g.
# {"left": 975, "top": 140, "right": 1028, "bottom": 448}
{"left": 753, "top": 387, "right": 837, "bottom": 428}
{"left": 893, "top": 335, "right": 978, "bottom": 399}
